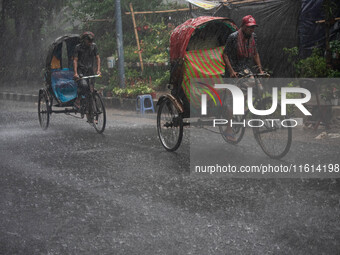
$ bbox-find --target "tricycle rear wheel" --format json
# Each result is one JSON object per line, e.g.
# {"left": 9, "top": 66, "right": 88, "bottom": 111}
{"left": 38, "top": 89, "right": 50, "bottom": 130}
{"left": 157, "top": 98, "right": 183, "bottom": 151}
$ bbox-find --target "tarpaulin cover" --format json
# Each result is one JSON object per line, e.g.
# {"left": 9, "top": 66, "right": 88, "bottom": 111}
{"left": 51, "top": 69, "right": 77, "bottom": 103}
{"left": 214, "top": 1, "right": 301, "bottom": 76}
{"left": 299, "top": 0, "right": 340, "bottom": 58}
{"left": 181, "top": 46, "right": 225, "bottom": 107}
{"left": 170, "top": 16, "right": 237, "bottom": 60}
{"left": 198, "top": 0, "right": 340, "bottom": 76}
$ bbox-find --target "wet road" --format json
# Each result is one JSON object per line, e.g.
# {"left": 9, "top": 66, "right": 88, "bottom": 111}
{"left": 0, "top": 100, "right": 339, "bottom": 254}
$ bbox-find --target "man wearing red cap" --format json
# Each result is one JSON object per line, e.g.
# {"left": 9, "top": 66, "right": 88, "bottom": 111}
{"left": 221, "top": 15, "right": 264, "bottom": 142}
{"left": 223, "top": 15, "right": 263, "bottom": 78}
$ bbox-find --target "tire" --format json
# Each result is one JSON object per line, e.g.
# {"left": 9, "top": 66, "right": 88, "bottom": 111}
{"left": 157, "top": 98, "right": 183, "bottom": 151}
{"left": 91, "top": 92, "right": 106, "bottom": 134}
{"left": 38, "top": 90, "right": 50, "bottom": 130}
{"left": 252, "top": 98, "right": 292, "bottom": 159}
{"left": 219, "top": 114, "right": 246, "bottom": 145}
{"left": 218, "top": 92, "right": 245, "bottom": 145}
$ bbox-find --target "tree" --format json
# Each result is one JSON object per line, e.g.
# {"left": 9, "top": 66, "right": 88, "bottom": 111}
{"left": 0, "top": 0, "right": 68, "bottom": 81}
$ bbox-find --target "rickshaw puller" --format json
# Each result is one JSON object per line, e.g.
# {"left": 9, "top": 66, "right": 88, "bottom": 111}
{"left": 222, "top": 15, "right": 264, "bottom": 142}
{"left": 73, "top": 31, "right": 101, "bottom": 113}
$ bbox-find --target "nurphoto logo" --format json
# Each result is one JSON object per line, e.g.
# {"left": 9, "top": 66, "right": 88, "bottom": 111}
{"left": 200, "top": 84, "right": 312, "bottom": 128}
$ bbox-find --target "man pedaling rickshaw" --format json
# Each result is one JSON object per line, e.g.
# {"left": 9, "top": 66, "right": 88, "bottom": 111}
{"left": 73, "top": 31, "right": 101, "bottom": 120}
{"left": 222, "top": 15, "right": 264, "bottom": 142}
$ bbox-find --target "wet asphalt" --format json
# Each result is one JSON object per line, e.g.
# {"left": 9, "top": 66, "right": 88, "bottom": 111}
{"left": 0, "top": 100, "right": 339, "bottom": 254}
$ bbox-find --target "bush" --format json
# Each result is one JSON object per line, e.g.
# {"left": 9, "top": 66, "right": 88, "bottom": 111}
{"left": 284, "top": 46, "right": 340, "bottom": 102}
{"left": 153, "top": 70, "right": 170, "bottom": 90}
{"left": 112, "top": 81, "right": 154, "bottom": 98}
{"left": 283, "top": 47, "right": 330, "bottom": 78}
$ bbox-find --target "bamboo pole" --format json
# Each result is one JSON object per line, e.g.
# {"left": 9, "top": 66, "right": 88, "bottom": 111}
{"left": 125, "top": 7, "right": 198, "bottom": 15}
{"left": 316, "top": 17, "right": 340, "bottom": 24}
{"left": 129, "top": 3, "right": 144, "bottom": 72}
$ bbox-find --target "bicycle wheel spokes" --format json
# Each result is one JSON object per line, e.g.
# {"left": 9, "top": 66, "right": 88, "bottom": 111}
{"left": 252, "top": 99, "right": 292, "bottom": 159}
{"left": 38, "top": 90, "right": 50, "bottom": 130}
{"left": 92, "top": 93, "right": 106, "bottom": 134}
{"left": 157, "top": 99, "right": 183, "bottom": 151}
{"left": 219, "top": 115, "right": 245, "bottom": 144}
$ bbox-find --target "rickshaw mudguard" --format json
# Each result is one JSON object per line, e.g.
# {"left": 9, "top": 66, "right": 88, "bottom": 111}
{"left": 157, "top": 94, "right": 184, "bottom": 114}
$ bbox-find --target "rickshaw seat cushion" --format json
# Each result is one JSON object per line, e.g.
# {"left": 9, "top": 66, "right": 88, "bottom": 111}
{"left": 51, "top": 68, "right": 77, "bottom": 103}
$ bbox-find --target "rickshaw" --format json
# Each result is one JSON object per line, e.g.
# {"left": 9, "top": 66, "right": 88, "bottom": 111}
{"left": 156, "top": 17, "right": 292, "bottom": 159}
{"left": 38, "top": 34, "right": 106, "bottom": 133}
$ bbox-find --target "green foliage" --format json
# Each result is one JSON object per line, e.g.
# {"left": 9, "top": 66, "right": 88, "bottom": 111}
{"left": 330, "top": 40, "right": 340, "bottom": 54}
{"left": 148, "top": 52, "right": 168, "bottom": 63}
{"left": 284, "top": 46, "right": 340, "bottom": 103}
{"left": 328, "top": 69, "right": 340, "bottom": 78}
{"left": 124, "top": 46, "right": 139, "bottom": 62}
{"left": 284, "top": 47, "right": 332, "bottom": 78}
{"left": 283, "top": 47, "right": 299, "bottom": 65}
{"left": 0, "top": 0, "right": 71, "bottom": 81}
{"left": 112, "top": 81, "right": 154, "bottom": 98}
{"left": 321, "top": 83, "right": 340, "bottom": 102}
{"left": 136, "top": 20, "right": 172, "bottom": 62}
{"left": 96, "top": 32, "right": 117, "bottom": 60}
{"left": 69, "top": 0, "right": 177, "bottom": 97}
{"left": 153, "top": 70, "right": 170, "bottom": 90}
{"left": 298, "top": 49, "right": 329, "bottom": 78}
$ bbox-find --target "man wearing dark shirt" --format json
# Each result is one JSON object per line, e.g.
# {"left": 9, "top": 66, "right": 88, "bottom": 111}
{"left": 73, "top": 31, "right": 101, "bottom": 110}
{"left": 223, "top": 15, "right": 263, "bottom": 78}
{"left": 222, "top": 15, "right": 263, "bottom": 142}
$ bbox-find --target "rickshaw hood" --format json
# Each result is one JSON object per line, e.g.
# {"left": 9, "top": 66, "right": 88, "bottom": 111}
{"left": 170, "top": 16, "right": 237, "bottom": 60}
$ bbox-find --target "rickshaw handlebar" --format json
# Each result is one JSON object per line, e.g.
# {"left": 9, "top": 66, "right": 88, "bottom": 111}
{"left": 238, "top": 72, "right": 270, "bottom": 78}
{"left": 78, "top": 74, "right": 102, "bottom": 80}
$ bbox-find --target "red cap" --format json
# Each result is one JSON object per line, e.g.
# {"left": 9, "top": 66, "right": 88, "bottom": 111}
{"left": 241, "top": 15, "right": 258, "bottom": 27}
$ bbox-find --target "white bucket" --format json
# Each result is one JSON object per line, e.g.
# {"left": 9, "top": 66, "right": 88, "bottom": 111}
{"left": 107, "top": 56, "right": 115, "bottom": 68}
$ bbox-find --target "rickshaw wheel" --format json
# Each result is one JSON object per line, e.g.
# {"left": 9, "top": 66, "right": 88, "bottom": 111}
{"left": 91, "top": 92, "right": 106, "bottom": 134}
{"left": 219, "top": 114, "right": 245, "bottom": 145}
{"left": 252, "top": 98, "right": 292, "bottom": 159}
{"left": 157, "top": 98, "right": 183, "bottom": 151}
{"left": 38, "top": 89, "right": 50, "bottom": 130}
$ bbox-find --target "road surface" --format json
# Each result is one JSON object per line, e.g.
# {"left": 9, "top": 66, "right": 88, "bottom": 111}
{"left": 0, "top": 100, "right": 339, "bottom": 254}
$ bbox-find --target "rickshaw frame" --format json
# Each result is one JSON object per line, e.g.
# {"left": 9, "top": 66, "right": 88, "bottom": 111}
{"left": 38, "top": 34, "right": 106, "bottom": 133}
{"left": 156, "top": 16, "right": 292, "bottom": 159}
